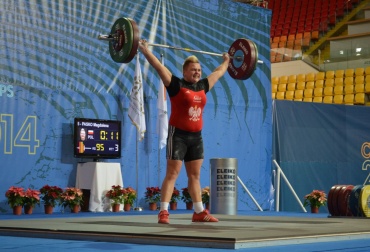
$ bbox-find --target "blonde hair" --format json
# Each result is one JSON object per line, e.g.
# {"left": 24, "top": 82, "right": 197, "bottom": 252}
{"left": 182, "top": 55, "right": 200, "bottom": 71}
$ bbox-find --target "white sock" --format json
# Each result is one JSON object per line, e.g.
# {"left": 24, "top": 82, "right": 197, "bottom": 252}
{"left": 193, "top": 202, "right": 204, "bottom": 214}
{"left": 160, "top": 202, "right": 169, "bottom": 212}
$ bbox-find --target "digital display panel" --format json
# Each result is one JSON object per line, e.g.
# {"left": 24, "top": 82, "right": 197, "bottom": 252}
{"left": 73, "top": 118, "right": 121, "bottom": 160}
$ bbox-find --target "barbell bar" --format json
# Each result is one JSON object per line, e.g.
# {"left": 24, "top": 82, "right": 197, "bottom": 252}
{"left": 98, "top": 17, "right": 263, "bottom": 80}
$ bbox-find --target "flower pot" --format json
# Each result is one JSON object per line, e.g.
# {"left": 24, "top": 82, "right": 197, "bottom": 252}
{"left": 71, "top": 205, "right": 80, "bottom": 213}
{"left": 24, "top": 205, "right": 33, "bottom": 215}
{"left": 13, "top": 205, "right": 22, "bottom": 215}
{"left": 112, "top": 204, "right": 120, "bottom": 212}
{"left": 124, "top": 203, "right": 131, "bottom": 212}
{"left": 44, "top": 205, "right": 54, "bottom": 214}
{"left": 311, "top": 206, "right": 319, "bottom": 213}
{"left": 149, "top": 202, "right": 157, "bottom": 211}
{"left": 186, "top": 202, "right": 193, "bottom": 210}
{"left": 170, "top": 202, "right": 177, "bottom": 210}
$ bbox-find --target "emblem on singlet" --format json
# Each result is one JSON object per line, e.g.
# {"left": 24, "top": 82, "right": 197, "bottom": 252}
{"left": 189, "top": 105, "right": 201, "bottom": 121}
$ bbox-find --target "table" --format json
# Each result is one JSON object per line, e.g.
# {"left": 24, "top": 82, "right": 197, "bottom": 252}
{"left": 76, "top": 162, "right": 124, "bottom": 212}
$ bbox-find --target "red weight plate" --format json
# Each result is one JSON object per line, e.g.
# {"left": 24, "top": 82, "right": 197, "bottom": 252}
{"left": 327, "top": 185, "right": 339, "bottom": 216}
{"left": 227, "top": 38, "right": 258, "bottom": 80}
{"left": 331, "top": 186, "right": 344, "bottom": 216}
{"left": 337, "top": 185, "right": 354, "bottom": 216}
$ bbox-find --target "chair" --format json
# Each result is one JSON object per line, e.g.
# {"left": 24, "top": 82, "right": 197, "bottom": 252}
{"left": 314, "top": 87, "right": 323, "bottom": 97}
{"left": 297, "top": 73, "right": 306, "bottom": 82}
{"left": 324, "top": 79, "right": 334, "bottom": 87}
{"left": 278, "top": 84, "right": 287, "bottom": 92}
{"left": 285, "top": 90, "right": 295, "bottom": 100}
{"left": 306, "top": 72, "right": 315, "bottom": 82}
{"left": 365, "top": 66, "right": 370, "bottom": 75}
{"left": 333, "top": 95, "right": 343, "bottom": 104}
{"left": 315, "top": 72, "right": 325, "bottom": 81}
{"left": 335, "top": 70, "right": 345, "bottom": 78}
{"left": 365, "top": 83, "right": 370, "bottom": 94}
{"left": 355, "top": 67, "right": 365, "bottom": 76}
{"left": 294, "top": 89, "right": 304, "bottom": 101}
{"left": 366, "top": 75, "right": 370, "bottom": 85}
{"left": 272, "top": 36, "right": 280, "bottom": 43}
{"left": 272, "top": 92, "right": 276, "bottom": 99}
{"left": 276, "top": 91, "right": 285, "bottom": 100}
{"left": 287, "top": 82, "right": 296, "bottom": 91}
{"left": 305, "top": 81, "right": 315, "bottom": 90}
{"left": 324, "top": 86, "right": 334, "bottom": 96}
{"left": 272, "top": 76, "right": 279, "bottom": 85}
{"left": 344, "top": 77, "right": 354, "bottom": 86}
{"left": 315, "top": 79, "right": 325, "bottom": 88}
{"left": 334, "top": 85, "right": 344, "bottom": 95}
{"left": 325, "top": 70, "right": 335, "bottom": 79}
{"left": 272, "top": 83, "right": 278, "bottom": 93}
{"left": 335, "top": 77, "right": 344, "bottom": 86}
{"left": 355, "top": 83, "right": 364, "bottom": 93}
{"left": 304, "top": 88, "right": 314, "bottom": 99}
{"left": 288, "top": 74, "right": 297, "bottom": 84}
{"left": 312, "top": 96, "right": 323, "bottom": 103}
{"left": 296, "top": 81, "right": 306, "bottom": 90}
{"left": 323, "top": 96, "right": 333, "bottom": 104}
{"left": 344, "top": 94, "right": 354, "bottom": 105}
{"left": 355, "top": 76, "right": 364, "bottom": 85}
{"left": 345, "top": 69, "right": 354, "bottom": 77}
{"left": 344, "top": 85, "right": 354, "bottom": 94}
{"left": 355, "top": 93, "right": 366, "bottom": 105}
{"left": 279, "top": 75, "right": 288, "bottom": 85}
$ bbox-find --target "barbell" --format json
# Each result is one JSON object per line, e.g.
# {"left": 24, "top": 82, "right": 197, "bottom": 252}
{"left": 98, "top": 17, "right": 262, "bottom": 80}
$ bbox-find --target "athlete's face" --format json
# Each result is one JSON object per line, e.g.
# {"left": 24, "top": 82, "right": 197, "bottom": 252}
{"left": 183, "top": 63, "right": 201, "bottom": 83}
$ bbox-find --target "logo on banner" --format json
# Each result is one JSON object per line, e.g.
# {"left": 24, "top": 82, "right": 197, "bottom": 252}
{"left": 0, "top": 84, "right": 14, "bottom": 98}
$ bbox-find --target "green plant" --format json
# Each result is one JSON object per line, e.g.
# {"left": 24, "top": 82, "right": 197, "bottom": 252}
{"left": 181, "top": 187, "right": 192, "bottom": 203}
{"left": 105, "top": 185, "right": 125, "bottom": 205}
{"left": 201, "top": 186, "right": 210, "bottom": 204}
{"left": 145, "top": 186, "right": 161, "bottom": 203}
{"left": 40, "top": 185, "right": 63, "bottom": 207}
{"left": 5, "top": 186, "right": 25, "bottom": 208}
{"left": 122, "top": 186, "right": 137, "bottom": 206}
{"left": 61, "top": 187, "right": 83, "bottom": 208}
{"left": 303, "top": 190, "right": 327, "bottom": 208}
{"left": 170, "top": 187, "right": 180, "bottom": 203}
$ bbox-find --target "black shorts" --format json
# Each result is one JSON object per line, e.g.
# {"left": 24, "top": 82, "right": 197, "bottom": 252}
{"left": 166, "top": 126, "right": 204, "bottom": 162}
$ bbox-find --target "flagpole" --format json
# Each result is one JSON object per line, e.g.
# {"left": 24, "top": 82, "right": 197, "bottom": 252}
{"left": 158, "top": 54, "right": 164, "bottom": 187}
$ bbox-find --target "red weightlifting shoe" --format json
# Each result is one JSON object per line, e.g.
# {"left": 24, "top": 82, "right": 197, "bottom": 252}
{"left": 192, "top": 209, "right": 219, "bottom": 222}
{"left": 158, "top": 210, "right": 170, "bottom": 224}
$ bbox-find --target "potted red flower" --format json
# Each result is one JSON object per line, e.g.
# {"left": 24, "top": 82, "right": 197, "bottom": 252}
{"left": 40, "top": 185, "right": 63, "bottom": 214}
{"left": 105, "top": 185, "right": 125, "bottom": 212}
{"left": 122, "top": 186, "right": 137, "bottom": 211}
{"left": 5, "top": 186, "right": 25, "bottom": 215}
{"left": 145, "top": 186, "right": 161, "bottom": 210}
{"left": 181, "top": 187, "right": 193, "bottom": 210}
{"left": 23, "top": 188, "right": 41, "bottom": 214}
{"left": 170, "top": 187, "right": 180, "bottom": 210}
{"left": 60, "top": 187, "right": 83, "bottom": 213}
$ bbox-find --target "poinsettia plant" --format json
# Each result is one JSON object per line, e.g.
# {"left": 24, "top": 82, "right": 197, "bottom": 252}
{"left": 303, "top": 190, "right": 327, "bottom": 208}
{"left": 5, "top": 186, "right": 25, "bottom": 208}
{"left": 23, "top": 188, "right": 41, "bottom": 208}
{"left": 105, "top": 185, "right": 125, "bottom": 205}
{"left": 40, "top": 185, "right": 63, "bottom": 207}
{"left": 60, "top": 187, "right": 83, "bottom": 208}
{"left": 201, "top": 186, "right": 210, "bottom": 204}
{"left": 170, "top": 187, "right": 181, "bottom": 203}
{"left": 181, "top": 187, "right": 192, "bottom": 203}
{"left": 122, "top": 186, "right": 137, "bottom": 206}
{"left": 145, "top": 186, "right": 161, "bottom": 203}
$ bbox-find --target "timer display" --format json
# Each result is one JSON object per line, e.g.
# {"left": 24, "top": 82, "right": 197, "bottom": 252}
{"left": 73, "top": 118, "right": 121, "bottom": 160}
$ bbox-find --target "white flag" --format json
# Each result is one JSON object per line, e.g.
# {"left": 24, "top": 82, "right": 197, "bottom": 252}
{"left": 128, "top": 54, "right": 146, "bottom": 141}
{"left": 156, "top": 56, "right": 168, "bottom": 149}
